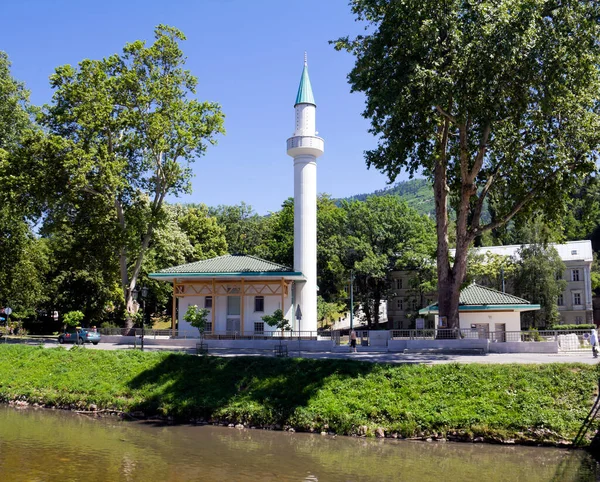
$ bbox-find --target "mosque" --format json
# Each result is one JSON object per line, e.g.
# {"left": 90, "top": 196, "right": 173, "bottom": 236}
{"left": 150, "top": 56, "right": 323, "bottom": 336}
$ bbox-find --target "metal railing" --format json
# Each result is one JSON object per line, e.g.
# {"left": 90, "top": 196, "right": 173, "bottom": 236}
{"left": 389, "top": 328, "right": 596, "bottom": 350}
{"left": 98, "top": 327, "right": 328, "bottom": 341}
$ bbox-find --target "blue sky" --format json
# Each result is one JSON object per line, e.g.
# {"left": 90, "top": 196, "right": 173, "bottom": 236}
{"left": 1, "top": 0, "right": 411, "bottom": 214}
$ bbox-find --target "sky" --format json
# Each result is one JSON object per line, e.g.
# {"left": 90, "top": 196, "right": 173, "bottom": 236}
{"left": 1, "top": 0, "right": 409, "bottom": 214}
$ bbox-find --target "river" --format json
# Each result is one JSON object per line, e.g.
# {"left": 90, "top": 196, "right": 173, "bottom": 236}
{"left": 0, "top": 406, "right": 596, "bottom": 481}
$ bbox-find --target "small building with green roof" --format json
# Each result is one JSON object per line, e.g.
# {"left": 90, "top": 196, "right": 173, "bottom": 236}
{"left": 419, "top": 283, "right": 540, "bottom": 339}
{"left": 149, "top": 254, "right": 305, "bottom": 335}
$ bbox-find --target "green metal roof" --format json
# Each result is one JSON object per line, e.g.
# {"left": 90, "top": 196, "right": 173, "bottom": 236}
{"left": 295, "top": 62, "right": 316, "bottom": 106}
{"left": 154, "top": 255, "right": 294, "bottom": 275}
{"left": 418, "top": 283, "right": 536, "bottom": 314}
{"left": 458, "top": 283, "right": 531, "bottom": 305}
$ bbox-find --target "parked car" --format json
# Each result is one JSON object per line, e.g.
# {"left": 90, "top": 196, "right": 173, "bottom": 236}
{"left": 58, "top": 329, "right": 101, "bottom": 345}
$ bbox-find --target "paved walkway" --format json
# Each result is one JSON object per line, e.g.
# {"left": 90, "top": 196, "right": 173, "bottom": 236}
{"left": 70, "top": 342, "right": 600, "bottom": 365}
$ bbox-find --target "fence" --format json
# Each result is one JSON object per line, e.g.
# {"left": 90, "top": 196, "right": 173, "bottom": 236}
{"left": 99, "top": 327, "right": 328, "bottom": 341}
{"left": 389, "top": 328, "right": 594, "bottom": 352}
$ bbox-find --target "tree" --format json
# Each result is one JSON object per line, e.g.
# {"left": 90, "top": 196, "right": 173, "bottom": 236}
{"left": 37, "top": 25, "right": 224, "bottom": 328}
{"left": 175, "top": 204, "right": 228, "bottom": 262}
{"left": 210, "top": 203, "right": 272, "bottom": 257}
{"left": 341, "top": 195, "right": 436, "bottom": 328}
{"left": 0, "top": 52, "right": 48, "bottom": 317}
{"left": 336, "top": 0, "right": 600, "bottom": 329}
{"left": 514, "top": 244, "right": 566, "bottom": 328}
{"left": 63, "top": 310, "right": 85, "bottom": 328}
{"left": 262, "top": 309, "right": 291, "bottom": 336}
{"left": 183, "top": 305, "right": 209, "bottom": 339}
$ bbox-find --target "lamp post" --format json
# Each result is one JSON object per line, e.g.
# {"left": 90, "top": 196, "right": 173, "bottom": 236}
{"left": 140, "top": 286, "right": 148, "bottom": 351}
{"left": 349, "top": 270, "right": 354, "bottom": 332}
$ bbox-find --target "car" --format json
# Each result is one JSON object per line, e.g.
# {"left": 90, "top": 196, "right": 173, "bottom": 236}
{"left": 57, "top": 329, "right": 101, "bottom": 345}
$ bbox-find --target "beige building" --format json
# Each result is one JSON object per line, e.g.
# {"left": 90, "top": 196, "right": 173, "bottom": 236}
{"left": 388, "top": 240, "right": 594, "bottom": 329}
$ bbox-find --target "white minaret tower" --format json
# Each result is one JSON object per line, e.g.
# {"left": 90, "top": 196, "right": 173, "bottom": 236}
{"left": 286, "top": 53, "right": 324, "bottom": 333}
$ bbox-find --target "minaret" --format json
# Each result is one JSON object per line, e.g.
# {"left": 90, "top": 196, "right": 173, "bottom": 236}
{"left": 286, "top": 53, "right": 324, "bottom": 333}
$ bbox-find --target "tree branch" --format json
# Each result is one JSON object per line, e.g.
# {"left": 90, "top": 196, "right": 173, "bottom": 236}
{"left": 435, "top": 105, "right": 457, "bottom": 124}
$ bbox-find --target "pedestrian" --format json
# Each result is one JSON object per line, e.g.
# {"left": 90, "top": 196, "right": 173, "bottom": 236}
{"left": 590, "top": 328, "right": 598, "bottom": 359}
{"left": 91, "top": 326, "right": 97, "bottom": 333}
{"left": 350, "top": 329, "right": 357, "bottom": 353}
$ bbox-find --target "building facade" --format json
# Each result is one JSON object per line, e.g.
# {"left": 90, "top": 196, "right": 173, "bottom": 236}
{"left": 388, "top": 240, "right": 595, "bottom": 329}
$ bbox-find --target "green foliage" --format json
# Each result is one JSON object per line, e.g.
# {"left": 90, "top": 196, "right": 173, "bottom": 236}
{"left": 183, "top": 305, "right": 209, "bottom": 337}
{"left": 335, "top": 0, "right": 600, "bottom": 328}
{"left": 548, "top": 324, "right": 596, "bottom": 332}
{"left": 261, "top": 309, "right": 290, "bottom": 332}
{"left": 317, "top": 296, "right": 344, "bottom": 329}
{"left": 32, "top": 25, "right": 225, "bottom": 325}
{"left": 341, "top": 178, "right": 436, "bottom": 217}
{"left": 209, "top": 202, "right": 272, "bottom": 258}
{"left": 63, "top": 311, "right": 85, "bottom": 328}
{"left": 514, "top": 244, "right": 566, "bottom": 328}
{"left": 340, "top": 195, "right": 436, "bottom": 326}
{"left": 0, "top": 346, "right": 598, "bottom": 444}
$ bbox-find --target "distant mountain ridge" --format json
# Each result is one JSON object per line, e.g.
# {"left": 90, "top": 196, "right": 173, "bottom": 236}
{"left": 338, "top": 178, "right": 435, "bottom": 216}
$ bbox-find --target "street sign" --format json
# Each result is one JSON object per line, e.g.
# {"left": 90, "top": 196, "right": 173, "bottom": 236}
{"left": 4, "top": 307, "right": 12, "bottom": 316}
{"left": 295, "top": 304, "right": 302, "bottom": 321}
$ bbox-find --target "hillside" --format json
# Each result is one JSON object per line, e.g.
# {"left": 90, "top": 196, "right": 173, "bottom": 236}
{"left": 339, "top": 178, "right": 435, "bottom": 216}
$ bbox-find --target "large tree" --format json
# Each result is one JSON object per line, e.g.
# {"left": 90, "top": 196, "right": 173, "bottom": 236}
{"left": 0, "top": 52, "right": 48, "bottom": 316}
{"left": 336, "top": 0, "right": 600, "bottom": 328}
{"left": 33, "top": 26, "right": 224, "bottom": 327}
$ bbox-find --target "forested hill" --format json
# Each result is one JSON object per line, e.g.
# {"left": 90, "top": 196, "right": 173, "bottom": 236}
{"left": 338, "top": 178, "right": 435, "bottom": 216}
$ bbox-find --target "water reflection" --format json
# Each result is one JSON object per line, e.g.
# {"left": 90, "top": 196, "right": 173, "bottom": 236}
{"left": 0, "top": 406, "right": 595, "bottom": 481}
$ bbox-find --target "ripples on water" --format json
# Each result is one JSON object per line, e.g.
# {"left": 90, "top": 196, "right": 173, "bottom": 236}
{"left": 0, "top": 406, "right": 597, "bottom": 481}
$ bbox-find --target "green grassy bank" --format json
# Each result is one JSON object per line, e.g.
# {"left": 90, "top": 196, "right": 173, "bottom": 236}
{"left": 0, "top": 345, "right": 598, "bottom": 445}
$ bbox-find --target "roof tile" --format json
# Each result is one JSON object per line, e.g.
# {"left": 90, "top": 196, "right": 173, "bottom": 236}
{"left": 157, "top": 254, "right": 293, "bottom": 274}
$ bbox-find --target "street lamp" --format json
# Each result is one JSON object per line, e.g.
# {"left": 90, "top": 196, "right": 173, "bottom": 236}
{"left": 140, "top": 286, "right": 148, "bottom": 351}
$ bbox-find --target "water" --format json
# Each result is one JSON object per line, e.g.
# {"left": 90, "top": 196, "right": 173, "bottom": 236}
{"left": 0, "top": 406, "right": 596, "bottom": 481}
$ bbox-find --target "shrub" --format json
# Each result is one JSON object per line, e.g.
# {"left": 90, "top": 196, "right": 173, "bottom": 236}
{"left": 184, "top": 305, "right": 209, "bottom": 338}
{"left": 548, "top": 324, "right": 596, "bottom": 331}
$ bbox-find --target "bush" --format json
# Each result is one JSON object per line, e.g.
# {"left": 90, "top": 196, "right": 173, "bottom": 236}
{"left": 548, "top": 324, "right": 596, "bottom": 331}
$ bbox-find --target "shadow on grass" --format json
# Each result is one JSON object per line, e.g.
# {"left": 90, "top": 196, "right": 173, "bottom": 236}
{"left": 126, "top": 354, "right": 377, "bottom": 427}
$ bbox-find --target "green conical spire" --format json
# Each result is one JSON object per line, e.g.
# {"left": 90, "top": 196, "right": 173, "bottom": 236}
{"left": 295, "top": 53, "right": 316, "bottom": 106}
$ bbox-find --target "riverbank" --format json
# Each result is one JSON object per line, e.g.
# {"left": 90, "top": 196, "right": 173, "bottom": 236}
{"left": 0, "top": 345, "right": 598, "bottom": 446}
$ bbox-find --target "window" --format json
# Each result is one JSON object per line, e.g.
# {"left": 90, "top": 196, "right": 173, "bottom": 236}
{"left": 254, "top": 322, "right": 264, "bottom": 334}
{"left": 397, "top": 299, "right": 403, "bottom": 311}
{"left": 572, "top": 269, "right": 580, "bottom": 282}
{"left": 254, "top": 296, "right": 265, "bottom": 312}
{"left": 573, "top": 292, "right": 582, "bottom": 305}
{"left": 204, "top": 296, "right": 213, "bottom": 309}
{"left": 395, "top": 278, "right": 403, "bottom": 290}
{"left": 571, "top": 250, "right": 578, "bottom": 256}
{"left": 575, "top": 316, "right": 583, "bottom": 324}
{"left": 205, "top": 322, "right": 213, "bottom": 333}
{"left": 557, "top": 294, "right": 564, "bottom": 306}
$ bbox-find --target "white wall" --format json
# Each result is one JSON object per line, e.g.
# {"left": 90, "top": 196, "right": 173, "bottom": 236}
{"left": 458, "top": 311, "right": 521, "bottom": 334}
{"left": 177, "top": 293, "right": 292, "bottom": 334}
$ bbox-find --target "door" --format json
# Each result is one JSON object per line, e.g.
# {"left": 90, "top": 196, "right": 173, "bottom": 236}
{"left": 475, "top": 323, "right": 490, "bottom": 340}
{"left": 495, "top": 323, "right": 506, "bottom": 342}
{"left": 227, "top": 296, "right": 241, "bottom": 334}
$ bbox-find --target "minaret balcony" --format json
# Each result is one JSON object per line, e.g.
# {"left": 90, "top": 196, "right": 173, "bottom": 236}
{"left": 286, "top": 135, "right": 324, "bottom": 158}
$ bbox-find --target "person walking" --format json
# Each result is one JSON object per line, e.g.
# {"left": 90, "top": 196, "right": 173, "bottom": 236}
{"left": 590, "top": 328, "right": 598, "bottom": 359}
{"left": 350, "top": 330, "right": 357, "bottom": 353}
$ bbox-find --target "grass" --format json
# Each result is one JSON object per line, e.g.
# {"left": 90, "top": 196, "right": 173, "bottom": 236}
{"left": 0, "top": 345, "right": 598, "bottom": 444}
